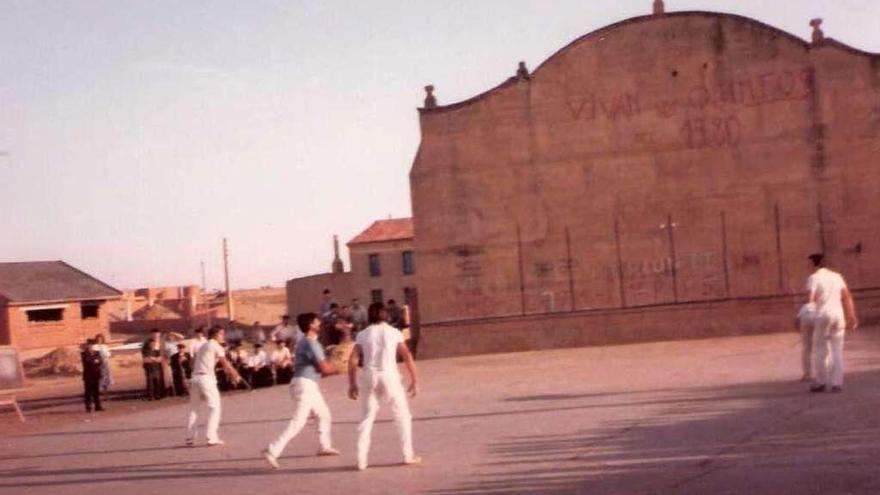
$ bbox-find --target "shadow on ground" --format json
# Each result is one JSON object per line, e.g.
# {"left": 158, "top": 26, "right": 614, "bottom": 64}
{"left": 429, "top": 369, "right": 880, "bottom": 495}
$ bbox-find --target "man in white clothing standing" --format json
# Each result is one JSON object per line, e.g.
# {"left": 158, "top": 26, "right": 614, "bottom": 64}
{"left": 348, "top": 302, "right": 421, "bottom": 471}
{"left": 806, "top": 254, "right": 858, "bottom": 393}
{"left": 186, "top": 326, "right": 242, "bottom": 446}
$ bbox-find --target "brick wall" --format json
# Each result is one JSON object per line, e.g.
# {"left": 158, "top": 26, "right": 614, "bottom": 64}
{"left": 411, "top": 13, "right": 880, "bottom": 337}
{"left": 419, "top": 288, "right": 880, "bottom": 359}
{"left": 5, "top": 300, "right": 113, "bottom": 350}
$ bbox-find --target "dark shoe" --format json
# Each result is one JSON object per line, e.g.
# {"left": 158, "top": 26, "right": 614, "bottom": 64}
{"left": 95, "top": 406, "right": 105, "bottom": 411}
{"left": 810, "top": 385, "right": 827, "bottom": 393}
{"left": 86, "top": 407, "right": 92, "bottom": 413}
{"left": 830, "top": 386, "right": 843, "bottom": 393}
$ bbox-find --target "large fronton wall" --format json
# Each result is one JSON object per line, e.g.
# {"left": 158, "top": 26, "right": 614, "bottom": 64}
{"left": 410, "top": 12, "right": 880, "bottom": 355}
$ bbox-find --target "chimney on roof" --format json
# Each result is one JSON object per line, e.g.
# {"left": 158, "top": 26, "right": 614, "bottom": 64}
{"left": 516, "top": 61, "right": 530, "bottom": 81}
{"left": 653, "top": 0, "right": 665, "bottom": 15}
{"left": 331, "top": 235, "right": 344, "bottom": 274}
{"left": 810, "top": 18, "right": 825, "bottom": 44}
{"left": 423, "top": 85, "right": 437, "bottom": 109}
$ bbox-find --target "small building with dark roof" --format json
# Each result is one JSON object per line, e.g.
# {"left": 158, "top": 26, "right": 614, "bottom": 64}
{"left": 286, "top": 218, "right": 418, "bottom": 321}
{"left": 0, "top": 261, "right": 123, "bottom": 350}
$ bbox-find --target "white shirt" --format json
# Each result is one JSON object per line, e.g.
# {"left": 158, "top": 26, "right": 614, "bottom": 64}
{"left": 271, "top": 347, "right": 292, "bottom": 364}
{"left": 189, "top": 336, "right": 207, "bottom": 356}
{"left": 247, "top": 350, "right": 269, "bottom": 368}
{"left": 807, "top": 267, "right": 848, "bottom": 317}
{"left": 193, "top": 339, "right": 225, "bottom": 375}
{"left": 356, "top": 322, "right": 403, "bottom": 374}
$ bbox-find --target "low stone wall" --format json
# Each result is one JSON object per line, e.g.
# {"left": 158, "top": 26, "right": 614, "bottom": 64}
{"left": 418, "top": 289, "right": 880, "bottom": 359}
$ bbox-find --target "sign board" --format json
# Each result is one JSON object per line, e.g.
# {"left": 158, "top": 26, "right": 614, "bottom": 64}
{"left": 0, "top": 346, "right": 25, "bottom": 391}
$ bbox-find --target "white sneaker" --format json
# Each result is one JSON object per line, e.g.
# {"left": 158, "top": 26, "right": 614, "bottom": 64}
{"left": 317, "top": 446, "right": 341, "bottom": 456}
{"left": 263, "top": 449, "right": 280, "bottom": 469}
{"left": 207, "top": 439, "right": 225, "bottom": 447}
{"left": 357, "top": 463, "right": 368, "bottom": 471}
{"left": 404, "top": 456, "right": 422, "bottom": 466}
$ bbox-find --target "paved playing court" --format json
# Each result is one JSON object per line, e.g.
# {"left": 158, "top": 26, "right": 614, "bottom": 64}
{"left": 3, "top": 330, "right": 880, "bottom": 494}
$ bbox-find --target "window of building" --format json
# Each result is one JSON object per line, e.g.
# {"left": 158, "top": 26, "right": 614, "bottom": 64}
{"left": 81, "top": 303, "right": 100, "bottom": 319}
{"left": 369, "top": 254, "right": 381, "bottom": 277}
{"left": 370, "top": 289, "right": 383, "bottom": 304}
{"left": 26, "top": 308, "right": 64, "bottom": 323}
{"left": 402, "top": 250, "right": 415, "bottom": 275}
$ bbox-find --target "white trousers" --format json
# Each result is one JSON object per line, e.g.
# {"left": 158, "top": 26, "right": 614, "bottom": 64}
{"left": 812, "top": 312, "right": 846, "bottom": 387}
{"left": 267, "top": 378, "right": 332, "bottom": 457}
{"left": 187, "top": 375, "right": 222, "bottom": 443}
{"left": 799, "top": 318, "right": 814, "bottom": 379}
{"left": 357, "top": 370, "right": 414, "bottom": 469}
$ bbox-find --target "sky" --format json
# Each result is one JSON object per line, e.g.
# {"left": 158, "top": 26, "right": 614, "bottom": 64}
{"left": 1, "top": 0, "right": 878, "bottom": 290}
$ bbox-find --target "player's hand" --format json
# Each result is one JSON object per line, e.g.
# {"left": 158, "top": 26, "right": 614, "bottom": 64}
{"left": 348, "top": 385, "right": 359, "bottom": 400}
{"left": 847, "top": 319, "right": 859, "bottom": 332}
{"left": 407, "top": 381, "right": 419, "bottom": 398}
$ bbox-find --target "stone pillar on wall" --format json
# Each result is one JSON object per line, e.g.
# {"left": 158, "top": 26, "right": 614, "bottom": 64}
{"left": 810, "top": 18, "right": 824, "bottom": 44}
{"left": 332, "top": 235, "right": 345, "bottom": 274}
{"left": 652, "top": 0, "right": 665, "bottom": 15}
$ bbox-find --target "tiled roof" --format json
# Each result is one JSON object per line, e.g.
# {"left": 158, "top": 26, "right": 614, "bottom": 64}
{"left": 0, "top": 261, "right": 123, "bottom": 304}
{"left": 348, "top": 218, "right": 414, "bottom": 245}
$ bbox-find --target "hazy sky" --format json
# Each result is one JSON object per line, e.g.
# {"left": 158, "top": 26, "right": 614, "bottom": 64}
{"left": 1, "top": 0, "right": 878, "bottom": 290}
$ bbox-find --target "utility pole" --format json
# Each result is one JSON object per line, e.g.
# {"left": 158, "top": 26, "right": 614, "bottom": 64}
{"left": 200, "top": 260, "right": 207, "bottom": 291}
{"left": 223, "top": 238, "right": 234, "bottom": 322}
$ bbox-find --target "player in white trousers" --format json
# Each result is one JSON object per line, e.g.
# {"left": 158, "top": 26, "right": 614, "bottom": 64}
{"left": 348, "top": 302, "right": 421, "bottom": 471}
{"left": 263, "top": 312, "right": 341, "bottom": 469}
{"left": 186, "top": 326, "right": 242, "bottom": 446}
{"left": 805, "top": 254, "right": 858, "bottom": 393}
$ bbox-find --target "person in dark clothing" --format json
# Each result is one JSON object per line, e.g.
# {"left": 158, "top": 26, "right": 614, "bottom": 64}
{"left": 81, "top": 339, "right": 104, "bottom": 412}
{"left": 170, "top": 343, "right": 192, "bottom": 396}
{"left": 142, "top": 329, "right": 165, "bottom": 400}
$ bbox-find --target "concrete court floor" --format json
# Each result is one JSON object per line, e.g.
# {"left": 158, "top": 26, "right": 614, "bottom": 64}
{"left": 2, "top": 330, "right": 880, "bottom": 495}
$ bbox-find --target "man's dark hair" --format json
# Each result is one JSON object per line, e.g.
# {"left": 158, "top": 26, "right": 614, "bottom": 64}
{"left": 329, "top": 303, "right": 339, "bottom": 310}
{"left": 194, "top": 326, "right": 204, "bottom": 334}
{"left": 150, "top": 328, "right": 161, "bottom": 333}
{"left": 86, "top": 338, "right": 96, "bottom": 345}
{"left": 368, "top": 302, "right": 387, "bottom": 324}
{"left": 387, "top": 299, "right": 396, "bottom": 305}
{"left": 323, "top": 289, "right": 330, "bottom": 295}
{"left": 208, "top": 326, "right": 224, "bottom": 339}
{"left": 254, "top": 343, "right": 262, "bottom": 348}
{"left": 282, "top": 314, "right": 289, "bottom": 319}
{"left": 297, "top": 312, "right": 318, "bottom": 331}
{"left": 808, "top": 253, "right": 825, "bottom": 267}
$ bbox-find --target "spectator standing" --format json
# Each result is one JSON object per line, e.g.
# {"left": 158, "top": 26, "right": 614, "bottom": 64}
{"left": 81, "top": 338, "right": 104, "bottom": 412}
{"left": 142, "top": 329, "right": 165, "bottom": 400}
{"left": 271, "top": 315, "right": 302, "bottom": 348}
{"left": 350, "top": 299, "right": 368, "bottom": 331}
{"left": 170, "top": 343, "right": 193, "bottom": 396}
{"left": 249, "top": 321, "right": 266, "bottom": 345}
{"left": 93, "top": 333, "right": 113, "bottom": 393}
{"left": 319, "top": 289, "right": 336, "bottom": 316}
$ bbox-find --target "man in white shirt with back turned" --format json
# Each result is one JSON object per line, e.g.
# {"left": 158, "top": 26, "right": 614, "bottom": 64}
{"left": 186, "top": 326, "right": 242, "bottom": 446}
{"left": 806, "top": 253, "right": 858, "bottom": 393}
{"left": 348, "top": 302, "right": 421, "bottom": 471}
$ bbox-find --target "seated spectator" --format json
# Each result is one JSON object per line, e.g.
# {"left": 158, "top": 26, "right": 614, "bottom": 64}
{"left": 246, "top": 343, "right": 273, "bottom": 388}
{"left": 271, "top": 341, "right": 294, "bottom": 385}
{"left": 230, "top": 343, "right": 251, "bottom": 389}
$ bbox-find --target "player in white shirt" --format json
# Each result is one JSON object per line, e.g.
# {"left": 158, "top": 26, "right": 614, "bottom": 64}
{"left": 805, "top": 254, "right": 858, "bottom": 393}
{"left": 189, "top": 327, "right": 207, "bottom": 356}
{"left": 185, "top": 326, "right": 242, "bottom": 446}
{"left": 348, "top": 302, "right": 421, "bottom": 471}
